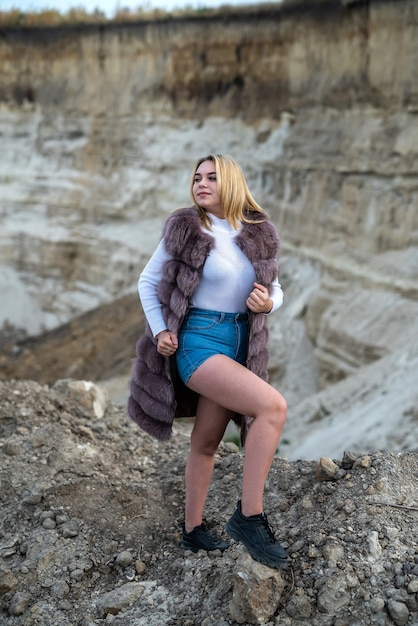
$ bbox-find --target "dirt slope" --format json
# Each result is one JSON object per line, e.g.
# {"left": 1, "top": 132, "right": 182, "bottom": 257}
{"left": 1, "top": 380, "right": 417, "bottom": 625}
{"left": 0, "top": 294, "right": 143, "bottom": 385}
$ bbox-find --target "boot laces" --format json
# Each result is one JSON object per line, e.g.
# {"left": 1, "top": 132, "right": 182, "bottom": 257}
{"left": 261, "top": 514, "right": 276, "bottom": 543}
{"left": 195, "top": 524, "right": 221, "bottom": 546}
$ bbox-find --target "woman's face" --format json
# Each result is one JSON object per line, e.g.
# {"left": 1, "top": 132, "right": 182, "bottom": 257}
{"left": 192, "top": 160, "right": 224, "bottom": 217}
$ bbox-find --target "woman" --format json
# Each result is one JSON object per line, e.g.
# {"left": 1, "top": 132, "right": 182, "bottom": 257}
{"left": 128, "top": 154, "right": 288, "bottom": 569}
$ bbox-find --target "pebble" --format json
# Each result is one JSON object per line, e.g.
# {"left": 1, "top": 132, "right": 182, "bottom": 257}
{"left": 387, "top": 599, "right": 409, "bottom": 626}
{"left": 316, "top": 457, "right": 340, "bottom": 481}
{"left": 61, "top": 522, "right": 79, "bottom": 538}
{"left": 4, "top": 441, "right": 21, "bottom": 456}
{"left": 8, "top": 592, "right": 31, "bottom": 616}
{"left": 43, "top": 518, "right": 57, "bottom": 529}
{"left": 116, "top": 550, "right": 133, "bottom": 567}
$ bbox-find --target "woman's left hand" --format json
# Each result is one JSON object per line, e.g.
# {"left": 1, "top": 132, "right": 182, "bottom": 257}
{"left": 246, "top": 282, "right": 273, "bottom": 314}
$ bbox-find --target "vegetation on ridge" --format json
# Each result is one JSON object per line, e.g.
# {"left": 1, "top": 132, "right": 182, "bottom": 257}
{"left": 0, "top": 2, "right": 279, "bottom": 27}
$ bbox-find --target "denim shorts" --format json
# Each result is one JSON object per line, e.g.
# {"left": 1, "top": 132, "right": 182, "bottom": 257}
{"left": 176, "top": 307, "right": 249, "bottom": 385}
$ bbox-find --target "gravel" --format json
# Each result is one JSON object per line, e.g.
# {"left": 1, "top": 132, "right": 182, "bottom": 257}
{"left": 0, "top": 379, "right": 417, "bottom": 625}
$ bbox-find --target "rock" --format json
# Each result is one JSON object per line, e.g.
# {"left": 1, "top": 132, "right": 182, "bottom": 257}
{"left": 115, "top": 551, "right": 133, "bottom": 568}
{"left": 286, "top": 592, "right": 312, "bottom": 620}
{"left": 229, "top": 552, "right": 285, "bottom": 624}
{"left": 50, "top": 580, "right": 70, "bottom": 599}
{"left": 367, "top": 531, "right": 383, "bottom": 561}
{"left": 52, "top": 379, "right": 108, "bottom": 419}
{"left": 42, "top": 518, "right": 56, "bottom": 530}
{"left": 341, "top": 451, "right": 359, "bottom": 469}
{"left": 0, "top": 568, "right": 18, "bottom": 595}
{"left": 370, "top": 596, "right": 385, "bottom": 613}
{"left": 94, "top": 582, "right": 145, "bottom": 617}
{"left": 21, "top": 490, "right": 43, "bottom": 505}
{"left": 8, "top": 592, "right": 31, "bottom": 616}
{"left": 316, "top": 457, "right": 340, "bottom": 481}
{"left": 135, "top": 560, "right": 147, "bottom": 575}
{"left": 386, "top": 599, "right": 410, "bottom": 626}
{"left": 322, "top": 540, "right": 345, "bottom": 568}
{"left": 61, "top": 521, "right": 80, "bottom": 538}
{"left": 353, "top": 455, "right": 372, "bottom": 469}
{"left": 317, "top": 574, "right": 351, "bottom": 614}
{"left": 4, "top": 441, "right": 21, "bottom": 456}
{"left": 407, "top": 579, "right": 418, "bottom": 594}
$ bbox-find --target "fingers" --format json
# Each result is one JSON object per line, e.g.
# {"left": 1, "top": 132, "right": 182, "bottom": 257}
{"left": 157, "top": 330, "right": 178, "bottom": 356}
{"left": 248, "top": 283, "right": 267, "bottom": 304}
{"left": 247, "top": 283, "right": 272, "bottom": 313}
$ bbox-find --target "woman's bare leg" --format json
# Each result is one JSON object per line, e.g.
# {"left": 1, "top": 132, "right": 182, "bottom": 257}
{"left": 184, "top": 396, "right": 233, "bottom": 532}
{"left": 187, "top": 355, "right": 287, "bottom": 518}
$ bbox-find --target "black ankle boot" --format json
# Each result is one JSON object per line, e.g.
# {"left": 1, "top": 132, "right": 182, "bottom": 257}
{"left": 225, "top": 500, "right": 288, "bottom": 569}
{"left": 182, "top": 523, "right": 229, "bottom": 553}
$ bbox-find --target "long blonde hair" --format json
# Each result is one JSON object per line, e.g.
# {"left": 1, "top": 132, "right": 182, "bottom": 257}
{"left": 189, "top": 154, "right": 266, "bottom": 230}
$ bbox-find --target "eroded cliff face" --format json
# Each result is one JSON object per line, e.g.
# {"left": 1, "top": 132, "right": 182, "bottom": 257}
{"left": 2, "top": 1, "right": 417, "bottom": 115}
{"left": 1, "top": 1, "right": 417, "bottom": 247}
{"left": 0, "top": 0, "right": 417, "bottom": 459}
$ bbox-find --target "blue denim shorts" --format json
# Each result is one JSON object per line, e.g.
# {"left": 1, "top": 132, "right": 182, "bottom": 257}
{"left": 176, "top": 307, "right": 249, "bottom": 385}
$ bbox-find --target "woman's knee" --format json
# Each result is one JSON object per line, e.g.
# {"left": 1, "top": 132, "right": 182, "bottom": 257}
{"left": 261, "top": 389, "right": 287, "bottom": 427}
{"left": 190, "top": 433, "right": 220, "bottom": 457}
{"left": 277, "top": 392, "right": 288, "bottom": 417}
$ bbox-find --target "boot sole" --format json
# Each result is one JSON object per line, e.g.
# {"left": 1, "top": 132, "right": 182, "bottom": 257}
{"left": 181, "top": 538, "right": 229, "bottom": 553}
{"left": 181, "top": 541, "right": 199, "bottom": 553}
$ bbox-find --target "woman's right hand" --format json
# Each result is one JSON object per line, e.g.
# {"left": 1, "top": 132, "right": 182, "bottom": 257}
{"left": 156, "top": 330, "right": 178, "bottom": 357}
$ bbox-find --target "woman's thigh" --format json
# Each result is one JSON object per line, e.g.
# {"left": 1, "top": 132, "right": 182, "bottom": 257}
{"left": 188, "top": 354, "right": 285, "bottom": 420}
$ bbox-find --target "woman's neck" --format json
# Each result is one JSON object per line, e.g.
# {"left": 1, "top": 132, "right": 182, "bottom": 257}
{"left": 206, "top": 208, "right": 225, "bottom": 220}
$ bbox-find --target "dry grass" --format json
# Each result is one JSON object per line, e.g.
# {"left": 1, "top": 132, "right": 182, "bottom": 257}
{"left": 0, "top": 8, "right": 106, "bottom": 27}
{"left": 0, "top": 3, "right": 279, "bottom": 28}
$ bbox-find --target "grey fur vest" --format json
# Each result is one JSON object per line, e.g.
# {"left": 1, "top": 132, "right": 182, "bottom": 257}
{"left": 127, "top": 207, "right": 280, "bottom": 442}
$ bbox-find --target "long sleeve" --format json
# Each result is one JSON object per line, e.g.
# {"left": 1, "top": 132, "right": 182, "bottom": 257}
{"left": 138, "top": 239, "right": 170, "bottom": 337}
{"left": 268, "top": 279, "right": 284, "bottom": 313}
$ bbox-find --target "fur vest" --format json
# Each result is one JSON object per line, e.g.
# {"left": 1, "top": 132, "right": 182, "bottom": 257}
{"left": 127, "top": 207, "right": 280, "bottom": 442}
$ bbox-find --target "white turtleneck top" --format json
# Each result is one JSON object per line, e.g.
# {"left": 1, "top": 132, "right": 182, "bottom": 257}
{"left": 138, "top": 214, "right": 284, "bottom": 337}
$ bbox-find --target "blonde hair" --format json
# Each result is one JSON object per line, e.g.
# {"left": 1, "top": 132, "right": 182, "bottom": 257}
{"left": 189, "top": 154, "right": 266, "bottom": 230}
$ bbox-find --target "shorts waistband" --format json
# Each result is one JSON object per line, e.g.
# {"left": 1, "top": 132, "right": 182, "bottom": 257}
{"left": 187, "top": 307, "right": 249, "bottom": 322}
